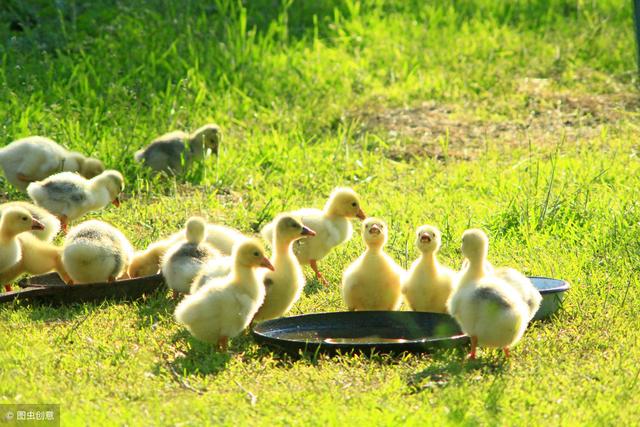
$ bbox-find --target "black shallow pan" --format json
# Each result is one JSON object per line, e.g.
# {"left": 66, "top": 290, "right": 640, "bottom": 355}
{"left": 0, "top": 272, "right": 165, "bottom": 305}
{"left": 252, "top": 276, "right": 569, "bottom": 355}
{"left": 252, "top": 311, "right": 469, "bottom": 355}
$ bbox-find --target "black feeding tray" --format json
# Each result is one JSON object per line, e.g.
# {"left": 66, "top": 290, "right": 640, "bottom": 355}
{"left": 252, "top": 276, "right": 569, "bottom": 355}
{"left": 0, "top": 272, "right": 165, "bottom": 305}
{"left": 252, "top": 311, "right": 468, "bottom": 355}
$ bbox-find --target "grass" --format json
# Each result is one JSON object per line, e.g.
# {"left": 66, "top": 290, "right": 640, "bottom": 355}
{"left": 1, "top": 0, "right": 639, "bottom": 425}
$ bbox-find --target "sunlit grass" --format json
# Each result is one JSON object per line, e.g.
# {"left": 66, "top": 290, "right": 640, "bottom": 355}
{"left": 1, "top": 0, "right": 639, "bottom": 425}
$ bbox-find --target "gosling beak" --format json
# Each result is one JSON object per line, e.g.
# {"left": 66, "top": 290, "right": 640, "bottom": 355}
{"left": 301, "top": 226, "right": 316, "bottom": 236}
{"left": 369, "top": 224, "right": 382, "bottom": 235}
{"left": 420, "top": 234, "right": 431, "bottom": 243}
{"left": 112, "top": 198, "right": 120, "bottom": 207}
{"left": 356, "top": 208, "right": 366, "bottom": 220}
{"left": 260, "top": 257, "right": 275, "bottom": 271}
{"left": 31, "top": 219, "right": 45, "bottom": 231}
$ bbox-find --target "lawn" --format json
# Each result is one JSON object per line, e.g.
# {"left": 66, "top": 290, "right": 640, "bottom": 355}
{"left": 1, "top": 0, "right": 639, "bottom": 425}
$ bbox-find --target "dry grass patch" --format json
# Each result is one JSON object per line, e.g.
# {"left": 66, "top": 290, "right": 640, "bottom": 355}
{"left": 355, "top": 84, "right": 639, "bottom": 161}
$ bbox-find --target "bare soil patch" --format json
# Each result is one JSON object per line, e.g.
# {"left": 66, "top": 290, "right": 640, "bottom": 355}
{"left": 354, "top": 82, "right": 639, "bottom": 161}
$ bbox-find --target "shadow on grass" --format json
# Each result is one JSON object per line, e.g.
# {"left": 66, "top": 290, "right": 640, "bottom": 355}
{"left": 239, "top": 330, "right": 473, "bottom": 371}
{"left": 144, "top": 331, "right": 232, "bottom": 395}
{"left": 303, "top": 278, "right": 328, "bottom": 297}
{"left": 133, "top": 289, "right": 177, "bottom": 329}
{"left": 406, "top": 348, "right": 508, "bottom": 395}
{"left": 24, "top": 300, "right": 103, "bottom": 323}
{"left": 164, "top": 330, "right": 233, "bottom": 376}
{"left": 165, "top": 324, "right": 313, "bottom": 376}
{"left": 1, "top": 0, "right": 348, "bottom": 57}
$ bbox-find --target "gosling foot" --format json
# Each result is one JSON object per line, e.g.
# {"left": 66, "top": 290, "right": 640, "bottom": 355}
{"left": 217, "top": 336, "right": 229, "bottom": 352}
{"left": 467, "top": 336, "right": 478, "bottom": 361}
{"left": 16, "top": 173, "right": 33, "bottom": 182}
{"left": 58, "top": 216, "right": 68, "bottom": 233}
{"left": 309, "top": 260, "right": 329, "bottom": 286}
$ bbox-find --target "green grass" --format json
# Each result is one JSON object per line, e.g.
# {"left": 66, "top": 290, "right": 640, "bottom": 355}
{"left": 1, "top": 0, "right": 640, "bottom": 425}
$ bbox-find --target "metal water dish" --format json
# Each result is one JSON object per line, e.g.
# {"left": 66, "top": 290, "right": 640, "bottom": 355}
{"left": 0, "top": 272, "right": 165, "bottom": 305}
{"left": 253, "top": 276, "right": 569, "bottom": 355}
{"left": 252, "top": 311, "right": 468, "bottom": 355}
{"left": 530, "top": 276, "right": 570, "bottom": 321}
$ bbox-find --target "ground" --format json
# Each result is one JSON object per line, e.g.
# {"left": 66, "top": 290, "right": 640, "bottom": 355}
{"left": 1, "top": 0, "right": 639, "bottom": 425}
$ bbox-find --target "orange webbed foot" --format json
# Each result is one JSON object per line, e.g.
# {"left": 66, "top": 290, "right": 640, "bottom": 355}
{"left": 466, "top": 336, "right": 478, "bottom": 361}
{"left": 309, "top": 260, "right": 329, "bottom": 286}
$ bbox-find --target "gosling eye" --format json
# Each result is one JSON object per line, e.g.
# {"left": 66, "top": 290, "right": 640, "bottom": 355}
{"left": 290, "top": 221, "right": 298, "bottom": 228}
{"left": 351, "top": 202, "right": 357, "bottom": 207}
{"left": 253, "top": 251, "right": 260, "bottom": 257}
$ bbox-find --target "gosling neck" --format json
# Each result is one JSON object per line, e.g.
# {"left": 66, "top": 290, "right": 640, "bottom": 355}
{"left": 0, "top": 218, "right": 23, "bottom": 243}
{"left": 0, "top": 226, "right": 19, "bottom": 244}
{"left": 88, "top": 181, "right": 112, "bottom": 209}
{"left": 420, "top": 250, "right": 438, "bottom": 274}
{"left": 188, "top": 134, "right": 206, "bottom": 157}
{"left": 273, "top": 235, "right": 295, "bottom": 258}
{"left": 186, "top": 231, "right": 205, "bottom": 245}
{"left": 323, "top": 200, "right": 346, "bottom": 219}
{"left": 463, "top": 255, "right": 486, "bottom": 281}
{"left": 232, "top": 261, "right": 260, "bottom": 296}
{"left": 61, "top": 155, "right": 82, "bottom": 173}
{"left": 364, "top": 241, "right": 384, "bottom": 254}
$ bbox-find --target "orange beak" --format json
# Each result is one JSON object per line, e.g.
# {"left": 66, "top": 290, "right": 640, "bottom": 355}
{"left": 31, "top": 219, "right": 45, "bottom": 231}
{"left": 301, "top": 226, "right": 316, "bottom": 236}
{"left": 112, "top": 198, "right": 120, "bottom": 207}
{"left": 260, "top": 257, "right": 275, "bottom": 271}
{"left": 356, "top": 208, "right": 366, "bottom": 220}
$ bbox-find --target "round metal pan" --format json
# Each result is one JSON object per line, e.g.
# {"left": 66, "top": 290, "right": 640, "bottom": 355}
{"left": 0, "top": 272, "right": 165, "bottom": 305}
{"left": 253, "top": 276, "right": 569, "bottom": 354}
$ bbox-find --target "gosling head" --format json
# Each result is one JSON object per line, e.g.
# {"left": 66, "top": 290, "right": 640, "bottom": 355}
{"left": 234, "top": 239, "right": 274, "bottom": 271}
{"left": 79, "top": 157, "right": 105, "bottom": 179}
{"left": 273, "top": 214, "right": 316, "bottom": 243}
{"left": 62, "top": 152, "right": 85, "bottom": 173}
{"left": 191, "top": 124, "right": 222, "bottom": 154}
{"left": 128, "top": 251, "right": 160, "bottom": 278}
{"left": 461, "top": 228, "right": 489, "bottom": 263}
{"left": 184, "top": 216, "right": 207, "bottom": 244}
{"left": 415, "top": 225, "right": 441, "bottom": 254}
{"left": 0, "top": 207, "right": 45, "bottom": 237}
{"left": 362, "top": 217, "right": 387, "bottom": 248}
{"left": 93, "top": 170, "right": 125, "bottom": 207}
{"left": 324, "top": 187, "right": 366, "bottom": 220}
